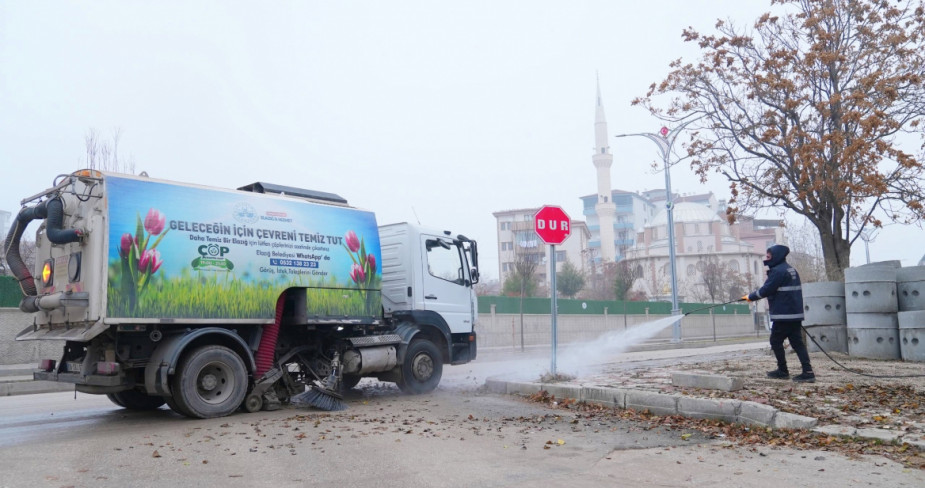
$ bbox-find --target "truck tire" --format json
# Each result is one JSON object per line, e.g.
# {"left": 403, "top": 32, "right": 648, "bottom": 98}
{"left": 106, "top": 390, "right": 167, "bottom": 410}
{"left": 341, "top": 374, "right": 362, "bottom": 391}
{"left": 170, "top": 345, "right": 248, "bottom": 419}
{"left": 397, "top": 339, "right": 443, "bottom": 394}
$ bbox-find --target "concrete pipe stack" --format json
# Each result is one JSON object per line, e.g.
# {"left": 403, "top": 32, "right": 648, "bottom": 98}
{"left": 896, "top": 266, "right": 925, "bottom": 362}
{"left": 844, "top": 265, "right": 901, "bottom": 359}
{"left": 801, "top": 282, "right": 847, "bottom": 354}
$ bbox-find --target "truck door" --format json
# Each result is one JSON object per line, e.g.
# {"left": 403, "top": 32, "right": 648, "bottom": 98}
{"left": 420, "top": 235, "right": 474, "bottom": 334}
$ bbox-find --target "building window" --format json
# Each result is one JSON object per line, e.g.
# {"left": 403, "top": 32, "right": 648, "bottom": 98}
{"left": 694, "top": 223, "right": 700, "bottom": 233}
{"left": 729, "top": 260, "right": 740, "bottom": 272}
{"left": 556, "top": 251, "right": 566, "bottom": 261}
{"left": 687, "top": 264, "right": 696, "bottom": 276}
{"left": 697, "top": 241, "right": 703, "bottom": 252}
{"left": 500, "top": 222, "right": 511, "bottom": 230}
{"left": 501, "top": 242, "right": 513, "bottom": 251}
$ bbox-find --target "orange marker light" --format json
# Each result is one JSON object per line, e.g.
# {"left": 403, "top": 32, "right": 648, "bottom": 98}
{"left": 42, "top": 260, "right": 53, "bottom": 287}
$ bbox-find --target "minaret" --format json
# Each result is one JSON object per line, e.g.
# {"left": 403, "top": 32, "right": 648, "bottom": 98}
{"left": 593, "top": 77, "right": 617, "bottom": 262}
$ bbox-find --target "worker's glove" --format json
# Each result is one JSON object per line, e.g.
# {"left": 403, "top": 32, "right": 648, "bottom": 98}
{"left": 740, "top": 294, "right": 751, "bottom": 302}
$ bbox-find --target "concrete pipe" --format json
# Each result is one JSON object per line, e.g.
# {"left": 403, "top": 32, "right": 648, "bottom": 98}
{"left": 804, "top": 324, "right": 848, "bottom": 354}
{"left": 847, "top": 328, "right": 901, "bottom": 360}
{"left": 897, "top": 266, "right": 925, "bottom": 312}
{"left": 898, "top": 310, "right": 925, "bottom": 362}
{"left": 802, "top": 282, "right": 846, "bottom": 326}
{"left": 844, "top": 266, "right": 898, "bottom": 314}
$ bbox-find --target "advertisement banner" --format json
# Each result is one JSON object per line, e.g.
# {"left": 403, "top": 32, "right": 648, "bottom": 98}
{"left": 105, "top": 175, "right": 382, "bottom": 320}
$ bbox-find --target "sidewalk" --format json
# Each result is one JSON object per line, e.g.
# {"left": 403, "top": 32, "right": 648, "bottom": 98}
{"left": 0, "top": 363, "right": 72, "bottom": 396}
{"left": 481, "top": 338, "right": 925, "bottom": 453}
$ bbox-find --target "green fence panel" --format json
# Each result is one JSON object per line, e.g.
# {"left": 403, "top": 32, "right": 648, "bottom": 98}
{"left": 0, "top": 275, "right": 24, "bottom": 308}
{"left": 477, "top": 295, "right": 749, "bottom": 316}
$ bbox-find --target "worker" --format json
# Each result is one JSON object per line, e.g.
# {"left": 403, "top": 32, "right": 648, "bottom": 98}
{"left": 743, "top": 245, "right": 815, "bottom": 383}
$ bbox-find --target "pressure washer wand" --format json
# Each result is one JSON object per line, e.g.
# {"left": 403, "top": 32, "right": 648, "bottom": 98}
{"left": 682, "top": 297, "right": 747, "bottom": 316}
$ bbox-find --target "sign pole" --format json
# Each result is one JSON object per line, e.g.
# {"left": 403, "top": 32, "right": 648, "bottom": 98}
{"left": 533, "top": 205, "right": 571, "bottom": 376}
{"left": 550, "top": 244, "right": 557, "bottom": 375}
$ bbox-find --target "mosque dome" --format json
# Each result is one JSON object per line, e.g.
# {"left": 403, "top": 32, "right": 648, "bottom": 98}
{"left": 646, "top": 202, "right": 720, "bottom": 228}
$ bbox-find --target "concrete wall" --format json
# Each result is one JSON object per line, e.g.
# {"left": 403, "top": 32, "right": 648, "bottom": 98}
{"left": 0, "top": 308, "right": 61, "bottom": 365}
{"left": 477, "top": 308, "right": 764, "bottom": 348}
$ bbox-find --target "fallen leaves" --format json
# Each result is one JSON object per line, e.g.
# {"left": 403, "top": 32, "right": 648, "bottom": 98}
{"left": 521, "top": 388, "right": 925, "bottom": 470}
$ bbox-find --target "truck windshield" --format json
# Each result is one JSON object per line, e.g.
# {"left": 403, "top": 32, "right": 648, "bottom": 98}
{"left": 425, "top": 239, "right": 466, "bottom": 285}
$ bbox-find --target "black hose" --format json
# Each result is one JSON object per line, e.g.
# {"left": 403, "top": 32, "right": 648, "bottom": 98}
{"left": 683, "top": 297, "right": 746, "bottom": 316}
{"left": 44, "top": 197, "right": 82, "bottom": 244}
{"left": 4, "top": 203, "right": 44, "bottom": 312}
{"left": 3, "top": 203, "right": 46, "bottom": 296}
{"left": 3, "top": 196, "right": 83, "bottom": 313}
{"left": 801, "top": 325, "right": 925, "bottom": 378}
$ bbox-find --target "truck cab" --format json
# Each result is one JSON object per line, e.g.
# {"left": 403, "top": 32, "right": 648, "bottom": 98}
{"left": 379, "top": 223, "right": 479, "bottom": 365}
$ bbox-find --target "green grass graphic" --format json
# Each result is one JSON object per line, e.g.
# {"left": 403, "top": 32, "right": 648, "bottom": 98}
{"left": 107, "top": 263, "right": 380, "bottom": 319}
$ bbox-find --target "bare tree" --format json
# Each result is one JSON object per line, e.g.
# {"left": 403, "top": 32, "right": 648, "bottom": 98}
{"left": 786, "top": 218, "right": 828, "bottom": 283}
{"left": 636, "top": 0, "right": 925, "bottom": 280}
{"left": 610, "top": 260, "right": 637, "bottom": 301}
{"left": 85, "top": 128, "right": 136, "bottom": 174}
{"left": 696, "top": 255, "right": 749, "bottom": 303}
{"left": 500, "top": 240, "right": 543, "bottom": 351}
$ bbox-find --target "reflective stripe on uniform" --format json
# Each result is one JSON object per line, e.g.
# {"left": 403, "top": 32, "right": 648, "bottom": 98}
{"left": 770, "top": 313, "right": 804, "bottom": 320}
{"left": 778, "top": 285, "right": 802, "bottom": 291}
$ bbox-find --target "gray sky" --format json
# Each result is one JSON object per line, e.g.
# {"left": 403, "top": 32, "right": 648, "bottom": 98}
{"left": 2, "top": 1, "right": 922, "bottom": 281}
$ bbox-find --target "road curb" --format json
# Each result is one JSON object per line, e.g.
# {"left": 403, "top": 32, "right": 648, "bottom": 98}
{"left": 0, "top": 379, "right": 73, "bottom": 396}
{"left": 486, "top": 378, "right": 925, "bottom": 451}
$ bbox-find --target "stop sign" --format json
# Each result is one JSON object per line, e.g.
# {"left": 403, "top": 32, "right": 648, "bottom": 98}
{"left": 534, "top": 206, "right": 571, "bottom": 245}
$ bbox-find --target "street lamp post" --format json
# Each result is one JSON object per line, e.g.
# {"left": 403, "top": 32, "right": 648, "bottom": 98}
{"left": 615, "top": 120, "right": 696, "bottom": 342}
{"left": 859, "top": 228, "right": 878, "bottom": 264}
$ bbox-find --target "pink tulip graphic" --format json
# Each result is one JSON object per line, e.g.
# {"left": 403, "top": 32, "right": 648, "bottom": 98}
{"left": 119, "top": 233, "right": 135, "bottom": 258}
{"left": 144, "top": 208, "right": 166, "bottom": 236}
{"left": 367, "top": 253, "right": 376, "bottom": 273}
{"left": 345, "top": 230, "right": 360, "bottom": 253}
{"left": 349, "top": 262, "right": 365, "bottom": 283}
{"left": 138, "top": 249, "right": 163, "bottom": 274}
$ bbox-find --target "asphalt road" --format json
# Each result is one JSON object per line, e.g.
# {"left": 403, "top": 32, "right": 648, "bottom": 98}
{"left": 0, "top": 347, "right": 923, "bottom": 487}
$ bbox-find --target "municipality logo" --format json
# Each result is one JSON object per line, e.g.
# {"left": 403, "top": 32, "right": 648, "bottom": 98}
{"left": 233, "top": 202, "right": 258, "bottom": 224}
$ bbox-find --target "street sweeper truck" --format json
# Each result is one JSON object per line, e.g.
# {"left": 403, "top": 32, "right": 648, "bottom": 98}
{"left": 4, "top": 170, "right": 479, "bottom": 418}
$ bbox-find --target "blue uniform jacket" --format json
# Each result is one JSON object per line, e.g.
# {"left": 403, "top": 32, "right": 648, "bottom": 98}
{"left": 748, "top": 245, "right": 804, "bottom": 322}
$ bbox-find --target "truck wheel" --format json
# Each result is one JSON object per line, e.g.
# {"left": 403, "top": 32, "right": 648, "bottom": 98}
{"left": 106, "top": 393, "right": 125, "bottom": 407}
{"left": 397, "top": 339, "right": 443, "bottom": 394}
{"left": 107, "top": 390, "right": 167, "bottom": 410}
{"left": 170, "top": 345, "right": 248, "bottom": 419}
{"left": 341, "top": 374, "right": 362, "bottom": 391}
{"left": 165, "top": 396, "right": 190, "bottom": 416}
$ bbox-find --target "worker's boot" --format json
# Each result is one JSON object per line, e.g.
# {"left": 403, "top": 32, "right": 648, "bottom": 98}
{"left": 792, "top": 372, "right": 816, "bottom": 383}
{"left": 766, "top": 369, "right": 790, "bottom": 379}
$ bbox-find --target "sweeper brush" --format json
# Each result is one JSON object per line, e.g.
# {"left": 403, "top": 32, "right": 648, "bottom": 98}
{"left": 292, "top": 352, "right": 348, "bottom": 411}
{"left": 292, "top": 385, "right": 347, "bottom": 411}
